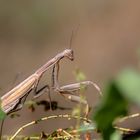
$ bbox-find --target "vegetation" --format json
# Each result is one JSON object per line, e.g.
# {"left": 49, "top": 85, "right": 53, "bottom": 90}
{"left": 0, "top": 68, "right": 140, "bottom": 140}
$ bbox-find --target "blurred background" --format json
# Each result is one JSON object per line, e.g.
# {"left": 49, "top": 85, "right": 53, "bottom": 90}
{"left": 0, "top": 0, "right": 140, "bottom": 137}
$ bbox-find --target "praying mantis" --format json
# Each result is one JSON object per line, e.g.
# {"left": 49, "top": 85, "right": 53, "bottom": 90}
{"left": 0, "top": 49, "right": 102, "bottom": 115}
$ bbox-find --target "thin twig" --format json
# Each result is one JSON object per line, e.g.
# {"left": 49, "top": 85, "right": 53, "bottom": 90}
{"left": 10, "top": 114, "right": 91, "bottom": 140}
{"left": 61, "top": 129, "right": 74, "bottom": 138}
{"left": 115, "top": 126, "right": 136, "bottom": 133}
{"left": 3, "top": 135, "right": 40, "bottom": 139}
{"left": 8, "top": 113, "right": 138, "bottom": 140}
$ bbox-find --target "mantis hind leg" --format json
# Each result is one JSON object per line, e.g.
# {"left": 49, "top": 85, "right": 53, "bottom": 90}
{"left": 33, "top": 85, "right": 52, "bottom": 110}
{"left": 33, "top": 73, "right": 52, "bottom": 110}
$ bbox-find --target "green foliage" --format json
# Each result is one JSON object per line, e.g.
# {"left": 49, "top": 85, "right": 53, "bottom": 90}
{"left": 0, "top": 101, "right": 6, "bottom": 120}
{"left": 93, "top": 82, "right": 128, "bottom": 140}
{"left": 74, "top": 69, "right": 86, "bottom": 82}
{"left": 2, "top": 68, "right": 140, "bottom": 139}
{"left": 110, "top": 131, "right": 122, "bottom": 140}
{"left": 0, "top": 109, "right": 6, "bottom": 120}
{"left": 93, "top": 68, "right": 140, "bottom": 140}
{"left": 116, "top": 69, "right": 140, "bottom": 106}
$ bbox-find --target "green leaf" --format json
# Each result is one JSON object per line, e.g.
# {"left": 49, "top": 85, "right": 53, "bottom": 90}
{"left": 116, "top": 69, "right": 140, "bottom": 106}
{"left": 132, "top": 138, "right": 140, "bottom": 140}
{"left": 93, "top": 82, "right": 128, "bottom": 140}
{"left": 74, "top": 69, "right": 86, "bottom": 82}
{"left": 0, "top": 110, "right": 6, "bottom": 120}
{"left": 0, "top": 103, "right": 6, "bottom": 120}
{"left": 110, "top": 131, "right": 122, "bottom": 140}
{"left": 93, "top": 68, "right": 140, "bottom": 140}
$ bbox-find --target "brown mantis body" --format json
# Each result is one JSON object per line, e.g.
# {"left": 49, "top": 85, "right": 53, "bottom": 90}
{"left": 1, "top": 49, "right": 74, "bottom": 114}
{"left": 0, "top": 49, "right": 101, "bottom": 115}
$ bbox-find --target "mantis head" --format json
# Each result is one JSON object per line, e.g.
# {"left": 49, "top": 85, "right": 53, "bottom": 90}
{"left": 63, "top": 49, "right": 74, "bottom": 61}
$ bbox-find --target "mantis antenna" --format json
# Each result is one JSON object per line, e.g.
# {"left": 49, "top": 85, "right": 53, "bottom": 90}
{"left": 69, "top": 30, "right": 74, "bottom": 49}
{"left": 69, "top": 24, "right": 80, "bottom": 49}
